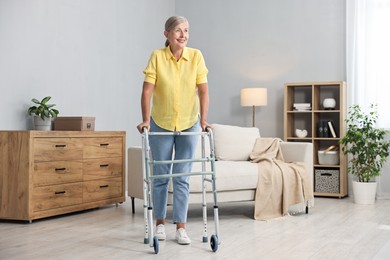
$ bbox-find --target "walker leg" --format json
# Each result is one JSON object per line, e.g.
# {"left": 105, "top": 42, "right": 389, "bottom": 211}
{"left": 202, "top": 203, "right": 208, "bottom": 242}
{"left": 144, "top": 204, "right": 149, "bottom": 244}
{"left": 201, "top": 134, "right": 208, "bottom": 243}
{"left": 212, "top": 176, "right": 221, "bottom": 246}
{"left": 148, "top": 207, "right": 155, "bottom": 248}
{"left": 213, "top": 205, "right": 220, "bottom": 241}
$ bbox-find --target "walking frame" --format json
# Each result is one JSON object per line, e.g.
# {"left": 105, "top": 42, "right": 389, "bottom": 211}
{"left": 141, "top": 127, "right": 220, "bottom": 254}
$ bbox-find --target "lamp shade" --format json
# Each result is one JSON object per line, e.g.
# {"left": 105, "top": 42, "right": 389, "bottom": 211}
{"left": 240, "top": 88, "right": 268, "bottom": 107}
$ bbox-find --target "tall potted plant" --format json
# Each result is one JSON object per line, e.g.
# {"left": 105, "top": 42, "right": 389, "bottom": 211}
{"left": 339, "top": 104, "right": 390, "bottom": 204}
{"left": 27, "top": 96, "right": 59, "bottom": 130}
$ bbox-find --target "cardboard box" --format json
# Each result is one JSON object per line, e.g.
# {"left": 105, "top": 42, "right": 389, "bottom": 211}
{"left": 54, "top": 116, "right": 95, "bottom": 131}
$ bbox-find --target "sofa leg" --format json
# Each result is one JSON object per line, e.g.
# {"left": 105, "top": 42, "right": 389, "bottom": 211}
{"left": 305, "top": 201, "right": 309, "bottom": 214}
{"left": 131, "top": 197, "right": 135, "bottom": 214}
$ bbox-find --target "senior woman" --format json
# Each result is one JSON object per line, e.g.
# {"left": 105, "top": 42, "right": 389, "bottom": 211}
{"left": 136, "top": 16, "right": 210, "bottom": 245}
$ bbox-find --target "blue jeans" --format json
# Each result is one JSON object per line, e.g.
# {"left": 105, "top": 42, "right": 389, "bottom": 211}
{"left": 149, "top": 118, "right": 200, "bottom": 223}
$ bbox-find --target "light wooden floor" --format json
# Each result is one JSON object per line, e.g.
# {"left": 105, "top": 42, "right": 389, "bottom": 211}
{"left": 1, "top": 197, "right": 390, "bottom": 260}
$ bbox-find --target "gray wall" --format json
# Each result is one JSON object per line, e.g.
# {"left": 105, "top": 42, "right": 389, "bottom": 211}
{"left": 176, "top": 0, "right": 346, "bottom": 137}
{"left": 0, "top": 0, "right": 174, "bottom": 147}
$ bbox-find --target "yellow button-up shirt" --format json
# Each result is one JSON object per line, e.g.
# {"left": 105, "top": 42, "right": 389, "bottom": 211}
{"left": 143, "top": 46, "right": 208, "bottom": 131}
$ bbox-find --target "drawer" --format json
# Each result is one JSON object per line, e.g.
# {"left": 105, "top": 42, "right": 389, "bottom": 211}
{"left": 83, "top": 137, "right": 123, "bottom": 159}
{"left": 33, "top": 161, "right": 83, "bottom": 186}
{"left": 83, "top": 177, "right": 122, "bottom": 203}
{"left": 33, "top": 138, "right": 83, "bottom": 162}
{"left": 33, "top": 183, "right": 83, "bottom": 211}
{"left": 83, "top": 157, "right": 123, "bottom": 181}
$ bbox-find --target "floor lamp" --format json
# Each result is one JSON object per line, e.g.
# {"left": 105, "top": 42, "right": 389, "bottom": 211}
{"left": 240, "top": 88, "right": 268, "bottom": 127}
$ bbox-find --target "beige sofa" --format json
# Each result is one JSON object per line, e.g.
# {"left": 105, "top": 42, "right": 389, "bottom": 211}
{"left": 128, "top": 124, "right": 313, "bottom": 214}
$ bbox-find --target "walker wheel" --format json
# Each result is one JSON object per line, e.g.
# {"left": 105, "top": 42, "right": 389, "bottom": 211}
{"left": 210, "top": 234, "right": 218, "bottom": 252}
{"left": 153, "top": 236, "right": 159, "bottom": 254}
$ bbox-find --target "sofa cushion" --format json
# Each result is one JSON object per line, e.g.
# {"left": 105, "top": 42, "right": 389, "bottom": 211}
{"left": 212, "top": 124, "right": 260, "bottom": 161}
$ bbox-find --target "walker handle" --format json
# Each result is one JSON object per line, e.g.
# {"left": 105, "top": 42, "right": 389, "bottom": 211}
{"left": 142, "top": 126, "right": 149, "bottom": 134}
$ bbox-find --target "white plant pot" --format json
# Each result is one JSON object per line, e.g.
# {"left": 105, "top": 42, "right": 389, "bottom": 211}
{"left": 33, "top": 116, "right": 52, "bottom": 130}
{"left": 352, "top": 181, "right": 377, "bottom": 205}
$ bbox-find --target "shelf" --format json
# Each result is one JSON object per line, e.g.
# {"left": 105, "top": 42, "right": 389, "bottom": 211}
{"left": 284, "top": 81, "right": 348, "bottom": 198}
{"left": 313, "top": 110, "right": 341, "bottom": 113}
{"left": 313, "top": 192, "right": 346, "bottom": 198}
{"left": 313, "top": 138, "right": 340, "bottom": 140}
{"left": 286, "top": 137, "right": 312, "bottom": 141}
{"left": 314, "top": 164, "right": 340, "bottom": 168}
{"left": 287, "top": 110, "right": 312, "bottom": 113}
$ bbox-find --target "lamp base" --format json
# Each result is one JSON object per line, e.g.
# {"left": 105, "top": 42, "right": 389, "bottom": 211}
{"left": 252, "top": 105, "right": 255, "bottom": 127}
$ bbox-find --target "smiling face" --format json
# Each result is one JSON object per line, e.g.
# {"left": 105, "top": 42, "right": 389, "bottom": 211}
{"left": 164, "top": 21, "right": 189, "bottom": 52}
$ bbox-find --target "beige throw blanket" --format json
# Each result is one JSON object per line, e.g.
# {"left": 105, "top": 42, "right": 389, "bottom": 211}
{"left": 249, "top": 138, "right": 313, "bottom": 220}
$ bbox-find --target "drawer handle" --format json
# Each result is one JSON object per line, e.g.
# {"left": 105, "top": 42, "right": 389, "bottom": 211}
{"left": 100, "top": 164, "right": 109, "bottom": 168}
{"left": 100, "top": 143, "right": 109, "bottom": 147}
{"left": 55, "top": 167, "right": 66, "bottom": 172}
{"left": 55, "top": 144, "right": 67, "bottom": 148}
{"left": 55, "top": 191, "right": 66, "bottom": 195}
{"left": 100, "top": 184, "right": 109, "bottom": 189}
{"left": 321, "top": 173, "right": 333, "bottom": 177}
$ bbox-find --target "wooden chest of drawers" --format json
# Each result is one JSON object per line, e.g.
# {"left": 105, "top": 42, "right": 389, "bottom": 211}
{"left": 0, "top": 131, "right": 126, "bottom": 222}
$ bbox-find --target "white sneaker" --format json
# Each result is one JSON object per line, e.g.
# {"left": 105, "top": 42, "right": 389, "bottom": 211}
{"left": 155, "top": 224, "right": 166, "bottom": 241}
{"left": 175, "top": 228, "right": 191, "bottom": 245}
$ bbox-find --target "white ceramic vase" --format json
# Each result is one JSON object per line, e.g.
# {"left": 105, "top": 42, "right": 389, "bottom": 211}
{"left": 352, "top": 181, "right": 377, "bottom": 205}
{"left": 323, "top": 98, "right": 336, "bottom": 109}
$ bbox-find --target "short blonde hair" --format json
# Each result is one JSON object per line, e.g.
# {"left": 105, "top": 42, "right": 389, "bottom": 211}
{"left": 164, "top": 16, "right": 188, "bottom": 47}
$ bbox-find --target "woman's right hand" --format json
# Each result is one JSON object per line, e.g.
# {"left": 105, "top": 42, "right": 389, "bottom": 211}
{"left": 137, "top": 121, "right": 150, "bottom": 134}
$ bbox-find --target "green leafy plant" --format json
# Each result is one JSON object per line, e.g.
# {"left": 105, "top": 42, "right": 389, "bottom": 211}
{"left": 27, "top": 96, "right": 59, "bottom": 120}
{"left": 340, "top": 104, "right": 390, "bottom": 182}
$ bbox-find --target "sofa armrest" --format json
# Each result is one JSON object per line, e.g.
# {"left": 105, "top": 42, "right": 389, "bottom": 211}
{"left": 280, "top": 142, "right": 313, "bottom": 184}
{"left": 128, "top": 146, "right": 144, "bottom": 200}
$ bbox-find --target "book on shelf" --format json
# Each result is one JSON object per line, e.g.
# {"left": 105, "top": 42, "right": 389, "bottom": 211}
{"left": 293, "top": 103, "right": 312, "bottom": 111}
{"left": 293, "top": 103, "right": 311, "bottom": 107}
{"left": 294, "top": 107, "right": 312, "bottom": 111}
{"left": 318, "top": 121, "right": 323, "bottom": 137}
{"left": 318, "top": 120, "right": 329, "bottom": 138}
{"left": 323, "top": 121, "right": 329, "bottom": 138}
{"left": 328, "top": 121, "right": 337, "bottom": 138}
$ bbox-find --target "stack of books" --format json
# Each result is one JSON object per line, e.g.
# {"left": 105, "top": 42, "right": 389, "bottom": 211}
{"left": 293, "top": 103, "right": 311, "bottom": 111}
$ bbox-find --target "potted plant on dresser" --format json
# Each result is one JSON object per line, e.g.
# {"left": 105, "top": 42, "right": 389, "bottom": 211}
{"left": 340, "top": 104, "right": 390, "bottom": 204}
{"left": 27, "top": 96, "right": 59, "bottom": 130}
